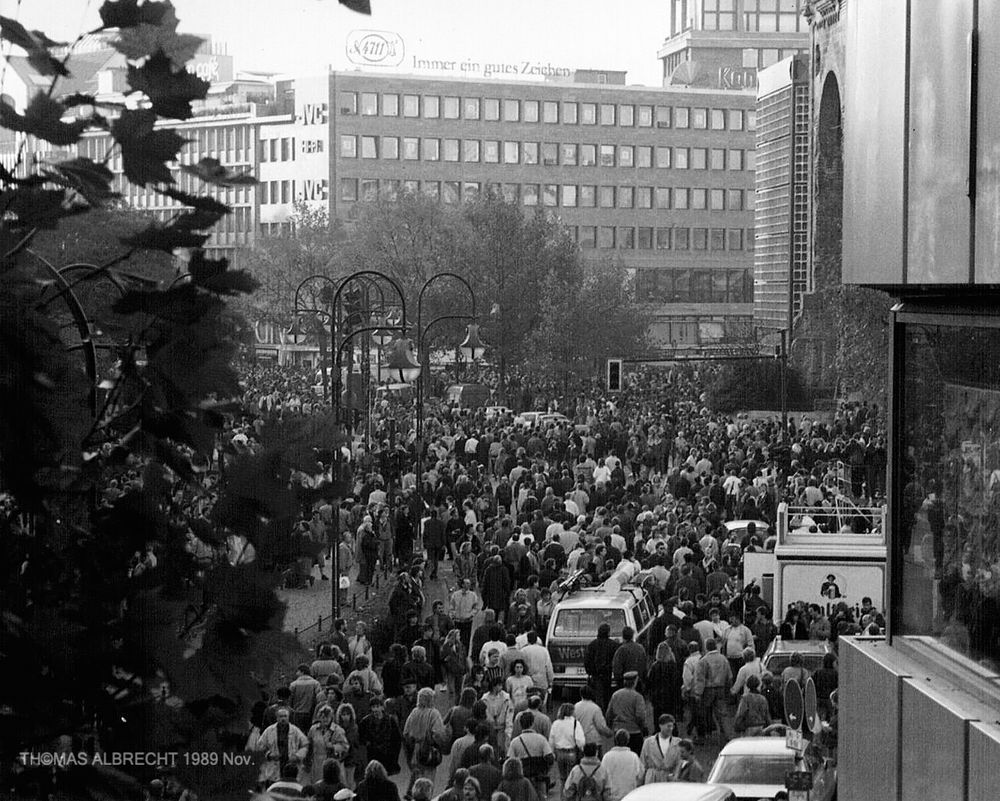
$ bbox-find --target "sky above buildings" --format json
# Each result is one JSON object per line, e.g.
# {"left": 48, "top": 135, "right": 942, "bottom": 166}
{"left": 8, "top": 0, "right": 669, "bottom": 86}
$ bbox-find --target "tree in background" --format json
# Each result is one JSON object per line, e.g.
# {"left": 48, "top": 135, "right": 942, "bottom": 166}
{"left": 529, "top": 258, "right": 651, "bottom": 391}
{"left": 234, "top": 202, "right": 348, "bottom": 329}
{"left": 463, "top": 197, "right": 583, "bottom": 400}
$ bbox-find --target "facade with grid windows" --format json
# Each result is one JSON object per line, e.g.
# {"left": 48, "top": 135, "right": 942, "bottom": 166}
{"left": 1, "top": 56, "right": 760, "bottom": 349}
{"left": 659, "top": 0, "right": 809, "bottom": 91}
{"left": 753, "top": 54, "right": 810, "bottom": 333}
{"left": 326, "top": 70, "right": 757, "bottom": 350}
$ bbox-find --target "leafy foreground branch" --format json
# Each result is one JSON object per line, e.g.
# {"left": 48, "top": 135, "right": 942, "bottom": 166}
{"left": 0, "top": 2, "right": 367, "bottom": 798}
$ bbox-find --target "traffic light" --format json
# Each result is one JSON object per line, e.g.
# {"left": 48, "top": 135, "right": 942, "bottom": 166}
{"left": 607, "top": 358, "right": 623, "bottom": 392}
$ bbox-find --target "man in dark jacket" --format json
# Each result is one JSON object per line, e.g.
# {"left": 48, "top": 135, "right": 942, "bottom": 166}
{"left": 584, "top": 622, "right": 619, "bottom": 709}
{"left": 423, "top": 508, "right": 447, "bottom": 580}
{"left": 481, "top": 555, "right": 512, "bottom": 622}
{"left": 611, "top": 627, "right": 648, "bottom": 688}
{"left": 359, "top": 696, "right": 403, "bottom": 775}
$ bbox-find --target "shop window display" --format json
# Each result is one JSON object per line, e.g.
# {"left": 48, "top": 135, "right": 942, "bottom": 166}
{"left": 897, "top": 320, "right": 1000, "bottom": 671}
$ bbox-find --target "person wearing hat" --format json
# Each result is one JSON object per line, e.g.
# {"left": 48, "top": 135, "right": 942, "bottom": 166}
{"left": 605, "top": 671, "right": 650, "bottom": 756}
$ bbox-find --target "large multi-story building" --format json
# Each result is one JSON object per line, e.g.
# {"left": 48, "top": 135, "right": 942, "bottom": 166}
{"left": 753, "top": 54, "right": 809, "bottom": 334}
{"left": 659, "top": 0, "right": 809, "bottom": 90}
{"left": 1, "top": 54, "right": 760, "bottom": 354}
{"left": 323, "top": 70, "right": 758, "bottom": 352}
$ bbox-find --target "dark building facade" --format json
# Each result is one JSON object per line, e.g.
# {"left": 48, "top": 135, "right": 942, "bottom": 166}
{"left": 820, "top": 0, "right": 1000, "bottom": 797}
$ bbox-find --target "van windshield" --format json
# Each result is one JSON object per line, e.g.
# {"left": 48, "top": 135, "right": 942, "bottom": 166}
{"left": 553, "top": 609, "right": 626, "bottom": 638}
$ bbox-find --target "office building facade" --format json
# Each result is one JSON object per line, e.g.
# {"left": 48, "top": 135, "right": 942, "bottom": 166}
{"left": 3, "top": 53, "right": 761, "bottom": 354}
{"left": 325, "top": 70, "right": 757, "bottom": 352}
{"left": 753, "top": 54, "right": 809, "bottom": 334}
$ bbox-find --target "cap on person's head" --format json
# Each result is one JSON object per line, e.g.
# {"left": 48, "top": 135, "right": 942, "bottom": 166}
{"left": 334, "top": 791, "right": 357, "bottom": 801}
{"left": 623, "top": 670, "right": 639, "bottom": 681}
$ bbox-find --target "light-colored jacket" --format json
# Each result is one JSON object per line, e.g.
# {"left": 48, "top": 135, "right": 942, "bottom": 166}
{"left": 639, "top": 734, "right": 681, "bottom": 784}
{"left": 251, "top": 722, "right": 308, "bottom": 784}
{"left": 600, "top": 746, "right": 643, "bottom": 801}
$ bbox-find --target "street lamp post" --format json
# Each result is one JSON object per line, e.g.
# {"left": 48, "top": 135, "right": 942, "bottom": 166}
{"left": 412, "top": 273, "right": 486, "bottom": 491}
{"left": 313, "top": 270, "right": 410, "bottom": 621}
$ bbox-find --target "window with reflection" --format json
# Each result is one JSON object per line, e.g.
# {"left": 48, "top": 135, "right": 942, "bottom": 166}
{"left": 896, "top": 319, "right": 1000, "bottom": 671}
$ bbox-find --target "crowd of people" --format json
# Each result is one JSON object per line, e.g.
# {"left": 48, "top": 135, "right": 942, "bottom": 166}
{"left": 237, "top": 363, "right": 879, "bottom": 801}
{"left": 3, "top": 359, "right": 884, "bottom": 801}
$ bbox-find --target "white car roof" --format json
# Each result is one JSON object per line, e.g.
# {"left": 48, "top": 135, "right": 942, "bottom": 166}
{"left": 724, "top": 519, "right": 770, "bottom": 531}
{"left": 717, "top": 735, "right": 797, "bottom": 757}
{"left": 622, "top": 784, "right": 734, "bottom": 801}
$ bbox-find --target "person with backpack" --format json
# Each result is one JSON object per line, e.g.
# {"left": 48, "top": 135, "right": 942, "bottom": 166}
{"left": 507, "top": 711, "right": 554, "bottom": 801}
{"left": 564, "top": 743, "right": 609, "bottom": 801}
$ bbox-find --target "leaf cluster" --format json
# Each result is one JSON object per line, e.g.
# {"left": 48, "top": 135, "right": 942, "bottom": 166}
{"left": 0, "top": 3, "right": 331, "bottom": 798}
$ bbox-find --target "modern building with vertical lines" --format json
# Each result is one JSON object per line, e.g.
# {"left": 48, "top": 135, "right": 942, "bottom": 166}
{"left": 753, "top": 54, "right": 810, "bottom": 336}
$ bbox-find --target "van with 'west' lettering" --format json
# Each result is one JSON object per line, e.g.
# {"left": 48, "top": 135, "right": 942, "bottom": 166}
{"left": 545, "top": 563, "right": 655, "bottom": 691}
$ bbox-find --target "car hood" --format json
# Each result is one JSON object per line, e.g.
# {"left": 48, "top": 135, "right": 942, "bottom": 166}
{"left": 710, "top": 781, "right": 783, "bottom": 799}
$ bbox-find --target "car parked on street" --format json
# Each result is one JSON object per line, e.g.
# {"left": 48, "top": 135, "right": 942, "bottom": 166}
{"left": 761, "top": 637, "right": 834, "bottom": 676}
{"left": 622, "top": 784, "right": 735, "bottom": 801}
{"left": 706, "top": 736, "right": 836, "bottom": 801}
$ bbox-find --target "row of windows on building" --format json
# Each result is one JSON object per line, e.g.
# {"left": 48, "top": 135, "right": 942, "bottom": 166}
{"left": 339, "top": 91, "right": 755, "bottom": 131}
{"left": 117, "top": 169, "right": 255, "bottom": 207}
{"left": 338, "top": 135, "right": 755, "bottom": 171}
{"left": 337, "top": 178, "right": 753, "bottom": 213}
{"left": 142, "top": 205, "right": 253, "bottom": 232}
{"left": 651, "top": 316, "right": 752, "bottom": 346}
{"left": 661, "top": 46, "right": 803, "bottom": 77}
{"left": 636, "top": 266, "right": 754, "bottom": 304}
{"left": 701, "top": 0, "right": 805, "bottom": 33}
{"left": 670, "top": 0, "right": 805, "bottom": 35}
{"left": 568, "top": 225, "right": 752, "bottom": 252}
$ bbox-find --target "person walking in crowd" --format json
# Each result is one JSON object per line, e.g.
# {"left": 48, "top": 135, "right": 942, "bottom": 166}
{"left": 402, "top": 687, "right": 447, "bottom": 797}
{"left": 600, "top": 730, "right": 643, "bottom": 801}
{"left": 549, "top": 703, "right": 586, "bottom": 798}
{"left": 605, "top": 671, "right": 649, "bottom": 756}
{"left": 638, "top": 714, "right": 681, "bottom": 784}
{"left": 563, "top": 743, "right": 609, "bottom": 801}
